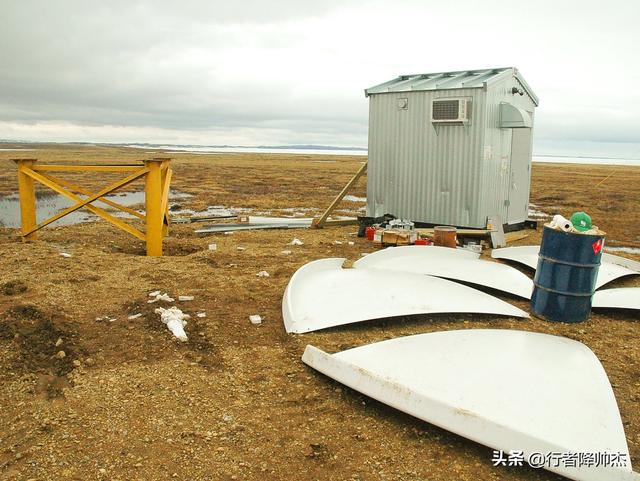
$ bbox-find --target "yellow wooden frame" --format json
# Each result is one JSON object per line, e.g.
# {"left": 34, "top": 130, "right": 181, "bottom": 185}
{"left": 13, "top": 158, "right": 172, "bottom": 256}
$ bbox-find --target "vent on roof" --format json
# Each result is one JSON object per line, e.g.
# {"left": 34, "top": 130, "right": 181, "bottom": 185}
{"left": 431, "top": 98, "right": 470, "bottom": 123}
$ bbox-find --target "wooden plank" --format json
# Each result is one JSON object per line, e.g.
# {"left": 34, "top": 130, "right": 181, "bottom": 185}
{"left": 32, "top": 165, "right": 144, "bottom": 172}
{"left": 504, "top": 231, "right": 530, "bottom": 243}
{"left": 417, "top": 228, "right": 491, "bottom": 237}
{"left": 313, "top": 161, "right": 367, "bottom": 228}
{"left": 320, "top": 218, "right": 359, "bottom": 227}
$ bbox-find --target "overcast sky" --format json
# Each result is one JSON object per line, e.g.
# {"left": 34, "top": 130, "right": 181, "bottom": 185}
{"left": 1, "top": 0, "right": 639, "bottom": 157}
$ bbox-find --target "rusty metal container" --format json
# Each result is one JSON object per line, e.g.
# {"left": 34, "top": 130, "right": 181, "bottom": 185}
{"left": 433, "top": 226, "right": 457, "bottom": 248}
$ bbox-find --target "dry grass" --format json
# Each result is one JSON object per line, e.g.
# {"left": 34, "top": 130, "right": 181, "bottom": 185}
{"left": 0, "top": 145, "right": 638, "bottom": 481}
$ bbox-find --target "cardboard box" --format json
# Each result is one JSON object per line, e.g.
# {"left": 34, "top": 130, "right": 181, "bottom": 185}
{"left": 382, "top": 229, "right": 417, "bottom": 246}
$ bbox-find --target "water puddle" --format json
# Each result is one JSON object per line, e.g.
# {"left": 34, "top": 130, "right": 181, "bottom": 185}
{"left": 0, "top": 190, "right": 192, "bottom": 228}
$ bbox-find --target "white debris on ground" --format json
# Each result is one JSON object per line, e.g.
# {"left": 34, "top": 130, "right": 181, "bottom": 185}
{"left": 224, "top": 231, "right": 234, "bottom": 235}
{"left": 60, "top": 252, "right": 72, "bottom": 258}
{"left": 342, "top": 195, "right": 367, "bottom": 203}
{"left": 528, "top": 203, "right": 551, "bottom": 219}
{"left": 256, "top": 271, "right": 270, "bottom": 278}
{"left": 155, "top": 306, "right": 189, "bottom": 342}
{"left": 237, "top": 246, "right": 246, "bottom": 251}
{"left": 333, "top": 240, "right": 343, "bottom": 245}
{"left": 281, "top": 250, "right": 292, "bottom": 255}
{"left": 605, "top": 246, "right": 640, "bottom": 254}
{"left": 148, "top": 292, "right": 175, "bottom": 303}
{"left": 291, "top": 238, "right": 304, "bottom": 246}
{"left": 249, "top": 315, "right": 262, "bottom": 325}
{"left": 208, "top": 243, "right": 217, "bottom": 251}
{"left": 178, "top": 295, "right": 194, "bottom": 301}
{"left": 348, "top": 241, "right": 355, "bottom": 246}
{"left": 95, "top": 315, "right": 117, "bottom": 322}
{"left": 197, "top": 312, "right": 207, "bottom": 318}
{"left": 127, "top": 313, "right": 143, "bottom": 320}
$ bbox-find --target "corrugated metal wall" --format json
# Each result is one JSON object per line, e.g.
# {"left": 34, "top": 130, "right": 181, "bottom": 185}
{"left": 366, "top": 75, "right": 536, "bottom": 228}
{"left": 367, "top": 88, "right": 488, "bottom": 228}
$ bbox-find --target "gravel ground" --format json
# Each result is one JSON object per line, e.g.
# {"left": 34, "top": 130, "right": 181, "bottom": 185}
{"left": 0, "top": 145, "right": 638, "bottom": 481}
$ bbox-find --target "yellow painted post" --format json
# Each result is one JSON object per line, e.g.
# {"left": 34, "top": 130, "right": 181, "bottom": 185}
{"left": 160, "top": 163, "right": 170, "bottom": 237}
{"left": 145, "top": 158, "right": 168, "bottom": 256}
{"left": 13, "top": 159, "right": 38, "bottom": 241}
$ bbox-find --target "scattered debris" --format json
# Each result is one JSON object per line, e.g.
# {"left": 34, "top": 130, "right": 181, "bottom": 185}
{"left": 55, "top": 337, "right": 63, "bottom": 347}
{"left": 148, "top": 290, "right": 161, "bottom": 297}
{"left": 333, "top": 240, "right": 343, "bottom": 245}
{"left": 148, "top": 292, "right": 175, "bottom": 303}
{"left": 128, "top": 313, "right": 143, "bottom": 320}
{"left": 302, "top": 330, "right": 637, "bottom": 481}
{"left": 348, "top": 241, "right": 355, "bottom": 246}
{"left": 237, "top": 246, "right": 246, "bottom": 251}
{"left": 239, "top": 215, "right": 313, "bottom": 226}
{"left": 605, "top": 246, "right": 640, "bottom": 256}
{"left": 281, "top": 250, "right": 292, "bottom": 255}
{"left": 208, "top": 243, "right": 218, "bottom": 251}
{"left": 196, "top": 312, "right": 207, "bottom": 318}
{"left": 256, "top": 271, "right": 270, "bottom": 278}
{"left": 291, "top": 238, "right": 304, "bottom": 246}
{"left": 178, "top": 295, "right": 194, "bottom": 302}
{"left": 224, "top": 231, "right": 234, "bottom": 235}
{"left": 549, "top": 214, "right": 573, "bottom": 232}
{"left": 95, "top": 315, "right": 117, "bottom": 322}
{"left": 60, "top": 252, "right": 72, "bottom": 258}
{"left": 55, "top": 350, "right": 66, "bottom": 359}
{"left": 249, "top": 315, "right": 262, "bottom": 325}
{"left": 155, "top": 306, "right": 189, "bottom": 342}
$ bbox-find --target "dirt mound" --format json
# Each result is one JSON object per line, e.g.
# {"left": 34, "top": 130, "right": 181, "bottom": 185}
{"left": 1, "top": 304, "right": 81, "bottom": 379}
{"left": 0, "top": 280, "right": 28, "bottom": 296}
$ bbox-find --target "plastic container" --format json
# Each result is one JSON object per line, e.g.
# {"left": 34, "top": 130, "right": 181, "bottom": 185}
{"left": 530, "top": 226, "right": 605, "bottom": 323}
{"left": 433, "top": 226, "right": 457, "bottom": 248}
{"left": 415, "top": 238, "right": 431, "bottom": 246}
{"left": 365, "top": 226, "right": 376, "bottom": 241}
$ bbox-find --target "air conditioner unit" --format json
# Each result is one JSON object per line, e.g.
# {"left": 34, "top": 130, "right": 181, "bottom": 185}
{"left": 431, "top": 98, "right": 470, "bottom": 123}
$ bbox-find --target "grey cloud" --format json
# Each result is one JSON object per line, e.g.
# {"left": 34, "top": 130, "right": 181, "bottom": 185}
{"left": 1, "top": 0, "right": 639, "bottom": 154}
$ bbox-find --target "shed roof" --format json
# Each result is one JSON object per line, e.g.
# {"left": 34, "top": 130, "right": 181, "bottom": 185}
{"left": 365, "top": 67, "right": 538, "bottom": 106}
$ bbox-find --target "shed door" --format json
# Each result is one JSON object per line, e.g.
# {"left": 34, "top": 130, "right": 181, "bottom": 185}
{"left": 507, "top": 128, "right": 532, "bottom": 224}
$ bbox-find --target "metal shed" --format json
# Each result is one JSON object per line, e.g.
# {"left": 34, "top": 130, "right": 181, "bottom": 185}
{"left": 365, "top": 67, "right": 539, "bottom": 229}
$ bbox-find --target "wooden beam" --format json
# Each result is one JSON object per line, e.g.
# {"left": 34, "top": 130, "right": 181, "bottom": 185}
{"left": 32, "top": 164, "right": 144, "bottom": 172}
{"left": 13, "top": 159, "right": 38, "bottom": 241}
{"left": 319, "top": 218, "right": 359, "bottom": 227}
{"left": 21, "top": 167, "right": 147, "bottom": 241}
{"left": 418, "top": 228, "right": 491, "bottom": 237}
{"left": 313, "top": 161, "right": 367, "bottom": 228}
{"left": 39, "top": 173, "right": 145, "bottom": 220}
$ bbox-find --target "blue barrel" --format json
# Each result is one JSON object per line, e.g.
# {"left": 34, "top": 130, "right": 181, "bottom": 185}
{"left": 530, "top": 226, "right": 605, "bottom": 323}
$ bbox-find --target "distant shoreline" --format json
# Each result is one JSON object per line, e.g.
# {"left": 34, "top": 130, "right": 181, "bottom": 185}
{"left": 1, "top": 142, "right": 640, "bottom": 165}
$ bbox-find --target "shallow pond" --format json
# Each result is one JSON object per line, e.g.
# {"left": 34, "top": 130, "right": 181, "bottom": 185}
{"left": 0, "top": 190, "right": 192, "bottom": 228}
